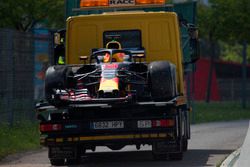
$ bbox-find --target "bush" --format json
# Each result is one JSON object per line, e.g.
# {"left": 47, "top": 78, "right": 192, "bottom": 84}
{"left": 0, "top": 122, "right": 40, "bottom": 160}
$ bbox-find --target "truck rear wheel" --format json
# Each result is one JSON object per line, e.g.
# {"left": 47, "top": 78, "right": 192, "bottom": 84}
{"left": 153, "top": 153, "right": 167, "bottom": 160}
{"left": 66, "top": 147, "right": 85, "bottom": 165}
{"left": 182, "top": 138, "right": 188, "bottom": 151}
{"left": 169, "top": 152, "right": 183, "bottom": 160}
{"left": 107, "top": 144, "right": 125, "bottom": 150}
{"left": 149, "top": 61, "right": 177, "bottom": 101}
{"left": 50, "top": 158, "right": 65, "bottom": 166}
{"left": 45, "top": 65, "right": 72, "bottom": 107}
{"left": 152, "top": 140, "right": 184, "bottom": 161}
{"left": 66, "top": 158, "right": 81, "bottom": 165}
{"left": 152, "top": 142, "right": 168, "bottom": 160}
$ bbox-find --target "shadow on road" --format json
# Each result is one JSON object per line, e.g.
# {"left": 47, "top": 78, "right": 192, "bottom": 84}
{"left": 67, "top": 149, "right": 233, "bottom": 167}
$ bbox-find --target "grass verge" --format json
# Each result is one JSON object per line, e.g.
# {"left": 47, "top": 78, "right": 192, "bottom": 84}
{"left": 0, "top": 122, "right": 40, "bottom": 160}
{"left": 192, "top": 102, "right": 250, "bottom": 124}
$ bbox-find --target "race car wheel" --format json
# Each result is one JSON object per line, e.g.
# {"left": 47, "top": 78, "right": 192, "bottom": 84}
{"left": 45, "top": 65, "right": 72, "bottom": 107}
{"left": 149, "top": 61, "right": 177, "bottom": 101}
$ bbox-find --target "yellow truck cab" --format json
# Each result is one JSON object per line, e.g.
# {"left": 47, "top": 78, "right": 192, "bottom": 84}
{"left": 37, "top": 0, "right": 199, "bottom": 166}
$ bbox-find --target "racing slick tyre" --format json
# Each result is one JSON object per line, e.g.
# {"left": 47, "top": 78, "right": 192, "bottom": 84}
{"left": 45, "top": 65, "right": 72, "bottom": 107}
{"left": 50, "top": 158, "right": 65, "bottom": 166}
{"left": 149, "top": 61, "right": 177, "bottom": 101}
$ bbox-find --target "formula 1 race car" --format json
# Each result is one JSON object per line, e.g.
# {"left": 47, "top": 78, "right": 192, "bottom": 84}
{"left": 45, "top": 47, "right": 177, "bottom": 108}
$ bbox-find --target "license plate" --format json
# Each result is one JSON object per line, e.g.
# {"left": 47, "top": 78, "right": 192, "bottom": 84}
{"left": 92, "top": 121, "right": 124, "bottom": 129}
{"left": 137, "top": 120, "right": 152, "bottom": 128}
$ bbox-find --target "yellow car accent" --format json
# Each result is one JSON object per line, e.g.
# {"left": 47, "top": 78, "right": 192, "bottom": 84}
{"left": 99, "top": 79, "right": 119, "bottom": 91}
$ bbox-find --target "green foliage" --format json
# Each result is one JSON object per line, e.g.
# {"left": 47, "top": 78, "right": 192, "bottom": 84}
{"left": 219, "top": 42, "right": 243, "bottom": 63}
{"left": 198, "top": 0, "right": 250, "bottom": 43}
{"left": 198, "top": 0, "right": 250, "bottom": 63}
{"left": 0, "top": 122, "right": 40, "bottom": 160}
{"left": 197, "top": 3, "right": 216, "bottom": 40}
{"left": 193, "top": 102, "right": 250, "bottom": 124}
{"left": 0, "top": 0, "right": 65, "bottom": 32}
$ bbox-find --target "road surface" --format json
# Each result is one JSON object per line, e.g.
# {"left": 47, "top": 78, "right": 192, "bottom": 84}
{"left": 0, "top": 120, "right": 249, "bottom": 167}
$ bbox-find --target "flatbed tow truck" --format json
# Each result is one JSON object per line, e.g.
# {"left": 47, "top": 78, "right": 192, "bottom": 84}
{"left": 36, "top": 0, "right": 199, "bottom": 165}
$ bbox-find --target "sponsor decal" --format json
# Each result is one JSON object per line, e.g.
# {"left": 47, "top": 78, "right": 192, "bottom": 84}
{"left": 103, "top": 63, "right": 119, "bottom": 69}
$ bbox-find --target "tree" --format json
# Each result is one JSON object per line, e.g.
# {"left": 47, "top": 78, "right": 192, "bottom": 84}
{"left": 198, "top": 0, "right": 250, "bottom": 44}
{"left": 0, "top": 0, "right": 65, "bottom": 32}
{"left": 198, "top": 3, "right": 220, "bottom": 103}
{"left": 198, "top": 0, "right": 250, "bottom": 107}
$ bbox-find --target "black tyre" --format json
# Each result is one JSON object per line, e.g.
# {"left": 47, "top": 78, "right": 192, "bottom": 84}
{"left": 45, "top": 65, "right": 72, "bottom": 107}
{"left": 168, "top": 152, "right": 183, "bottom": 161}
{"left": 182, "top": 138, "right": 188, "bottom": 152}
{"left": 153, "top": 153, "right": 167, "bottom": 160}
{"left": 66, "top": 147, "right": 84, "bottom": 165}
{"left": 107, "top": 144, "right": 125, "bottom": 150}
{"left": 149, "top": 61, "right": 177, "bottom": 101}
{"left": 50, "top": 158, "right": 65, "bottom": 166}
{"left": 66, "top": 158, "right": 81, "bottom": 165}
{"left": 152, "top": 142, "right": 167, "bottom": 160}
{"left": 182, "top": 110, "right": 189, "bottom": 152}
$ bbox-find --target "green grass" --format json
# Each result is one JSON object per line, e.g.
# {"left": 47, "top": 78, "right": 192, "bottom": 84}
{"left": 0, "top": 122, "right": 40, "bottom": 160}
{"left": 192, "top": 102, "right": 250, "bottom": 124}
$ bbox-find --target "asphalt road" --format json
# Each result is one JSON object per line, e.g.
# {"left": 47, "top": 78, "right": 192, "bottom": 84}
{"left": 0, "top": 120, "right": 249, "bottom": 167}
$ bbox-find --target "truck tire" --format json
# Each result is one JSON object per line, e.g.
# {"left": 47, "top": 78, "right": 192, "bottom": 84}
{"left": 66, "top": 158, "right": 81, "bottom": 165}
{"left": 149, "top": 61, "right": 177, "bottom": 101}
{"left": 45, "top": 65, "right": 72, "bottom": 107}
{"left": 182, "top": 138, "right": 188, "bottom": 152}
{"left": 153, "top": 153, "right": 167, "bottom": 160}
{"left": 107, "top": 144, "right": 125, "bottom": 150}
{"left": 66, "top": 147, "right": 84, "bottom": 165}
{"left": 169, "top": 152, "right": 183, "bottom": 160}
{"left": 50, "top": 158, "right": 65, "bottom": 166}
{"left": 152, "top": 142, "right": 168, "bottom": 160}
{"left": 182, "top": 109, "right": 189, "bottom": 152}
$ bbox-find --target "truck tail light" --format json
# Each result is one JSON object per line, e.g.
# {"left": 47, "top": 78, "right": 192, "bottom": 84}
{"left": 40, "top": 124, "right": 62, "bottom": 132}
{"left": 152, "top": 119, "right": 175, "bottom": 127}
